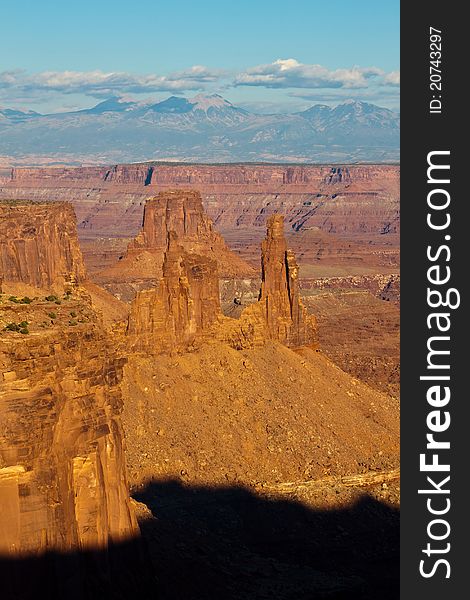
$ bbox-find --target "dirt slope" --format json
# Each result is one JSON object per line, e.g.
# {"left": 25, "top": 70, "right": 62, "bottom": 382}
{"left": 121, "top": 341, "right": 399, "bottom": 488}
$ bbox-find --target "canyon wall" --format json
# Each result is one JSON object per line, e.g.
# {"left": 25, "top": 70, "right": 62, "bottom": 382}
{"left": 0, "top": 202, "right": 138, "bottom": 563}
{"left": 0, "top": 164, "right": 400, "bottom": 244}
{"left": 0, "top": 202, "right": 86, "bottom": 290}
{"left": 0, "top": 324, "right": 138, "bottom": 556}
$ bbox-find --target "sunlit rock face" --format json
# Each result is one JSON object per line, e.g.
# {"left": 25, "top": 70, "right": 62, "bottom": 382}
{"left": 0, "top": 202, "right": 86, "bottom": 291}
{"left": 0, "top": 326, "right": 138, "bottom": 555}
{"left": 127, "top": 231, "right": 221, "bottom": 354}
{"left": 0, "top": 201, "right": 138, "bottom": 559}
{"left": 222, "top": 215, "right": 317, "bottom": 350}
{"left": 258, "top": 214, "right": 316, "bottom": 347}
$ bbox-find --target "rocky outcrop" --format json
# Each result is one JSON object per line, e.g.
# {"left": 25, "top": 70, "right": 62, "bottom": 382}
{"left": 0, "top": 201, "right": 86, "bottom": 291}
{"left": 0, "top": 201, "right": 138, "bottom": 562}
{"left": 127, "top": 232, "right": 220, "bottom": 353}
{"left": 128, "top": 212, "right": 316, "bottom": 353}
{"left": 258, "top": 214, "right": 316, "bottom": 347}
{"left": 222, "top": 215, "right": 317, "bottom": 349}
{"left": 128, "top": 189, "right": 223, "bottom": 256}
{"left": 97, "top": 190, "right": 255, "bottom": 288}
{"left": 0, "top": 319, "right": 138, "bottom": 556}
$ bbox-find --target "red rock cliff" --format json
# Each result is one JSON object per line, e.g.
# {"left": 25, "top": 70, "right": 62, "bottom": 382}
{"left": 127, "top": 231, "right": 221, "bottom": 353}
{"left": 0, "top": 202, "right": 138, "bottom": 562}
{"left": 0, "top": 323, "right": 138, "bottom": 556}
{"left": 0, "top": 201, "right": 86, "bottom": 290}
{"left": 98, "top": 190, "right": 255, "bottom": 288}
{"left": 223, "top": 215, "right": 317, "bottom": 349}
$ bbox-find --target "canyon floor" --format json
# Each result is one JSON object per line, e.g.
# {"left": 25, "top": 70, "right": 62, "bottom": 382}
{"left": 0, "top": 168, "right": 400, "bottom": 599}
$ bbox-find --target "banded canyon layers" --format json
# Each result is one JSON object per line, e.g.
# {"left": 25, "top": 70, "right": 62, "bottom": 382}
{"left": 0, "top": 165, "right": 400, "bottom": 599}
{"left": 0, "top": 162, "right": 400, "bottom": 394}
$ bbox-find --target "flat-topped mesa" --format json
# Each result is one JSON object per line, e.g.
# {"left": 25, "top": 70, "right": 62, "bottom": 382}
{"left": 0, "top": 201, "right": 86, "bottom": 291}
{"left": 129, "top": 189, "right": 216, "bottom": 253}
{"left": 224, "top": 215, "right": 317, "bottom": 349}
{"left": 127, "top": 231, "right": 221, "bottom": 353}
{"left": 122, "top": 189, "right": 254, "bottom": 280}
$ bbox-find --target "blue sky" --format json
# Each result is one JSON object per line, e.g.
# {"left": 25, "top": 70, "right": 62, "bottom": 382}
{"left": 0, "top": 0, "right": 399, "bottom": 113}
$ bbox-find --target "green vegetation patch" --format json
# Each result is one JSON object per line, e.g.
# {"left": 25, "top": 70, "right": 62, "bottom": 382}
{"left": 3, "top": 321, "right": 30, "bottom": 334}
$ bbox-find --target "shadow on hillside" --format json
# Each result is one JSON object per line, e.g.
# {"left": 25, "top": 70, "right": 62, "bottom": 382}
{"left": 0, "top": 479, "right": 399, "bottom": 600}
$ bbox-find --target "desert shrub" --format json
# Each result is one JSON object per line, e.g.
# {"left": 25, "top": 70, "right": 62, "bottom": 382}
{"left": 8, "top": 296, "right": 19, "bottom": 303}
{"left": 20, "top": 297, "right": 32, "bottom": 304}
{"left": 19, "top": 328, "right": 29, "bottom": 335}
{"left": 45, "top": 295, "right": 58, "bottom": 302}
{"left": 70, "top": 311, "right": 77, "bottom": 317}
{"left": 4, "top": 323, "right": 20, "bottom": 332}
{"left": 47, "top": 312, "right": 57, "bottom": 319}
{"left": 19, "top": 321, "right": 29, "bottom": 328}
{"left": 69, "top": 319, "right": 78, "bottom": 326}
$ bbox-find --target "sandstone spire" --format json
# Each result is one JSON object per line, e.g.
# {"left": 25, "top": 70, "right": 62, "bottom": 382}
{"left": 121, "top": 190, "right": 254, "bottom": 279}
{"left": 259, "top": 214, "right": 315, "bottom": 347}
{"left": 221, "top": 214, "right": 316, "bottom": 350}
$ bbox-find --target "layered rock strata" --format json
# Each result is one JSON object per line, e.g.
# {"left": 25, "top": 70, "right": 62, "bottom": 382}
{"left": 0, "top": 201, "right": 86, "bottom": 291}
{"left": 127, "top": 232, "right": 221, "bottom": 353}
{"left": 224, "top": 215, "right": 317, "bottom": 349}
{"left": 0, "top": 201, "right": 138, "bottom": 562}
{"left": 0, "top": 164, "right": 400, "bottom": 244}
{"left": 0, "top": 324, "right": 138, "bottom": 556}
{"left": 98, "top": 190, "right": 255, "bottom": 287}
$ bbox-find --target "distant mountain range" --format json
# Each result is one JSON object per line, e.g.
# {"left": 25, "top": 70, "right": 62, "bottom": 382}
{"left": 0, "top": 94, "right": 399, "bottom": 164}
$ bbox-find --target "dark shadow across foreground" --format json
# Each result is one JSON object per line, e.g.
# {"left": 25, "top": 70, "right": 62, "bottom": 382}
{"left": 0, "top": 480, "right": 399, "bottom": 600}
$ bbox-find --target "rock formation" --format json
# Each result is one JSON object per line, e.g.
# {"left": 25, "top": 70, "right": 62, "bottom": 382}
{"left": 223, "top": 215, "right": 317, "bottom": 350}
{"left": 7, "top": 163, "right": 399, "bottom": 188}
{"left": 128, "top": 189, "right": 232, "bottom": 259}
{"left": 258, "top": 214, "right": 316, "bottom": 347}
{"left": 0, "top": 201, "right": 138, "bottom": 562}
{"left": 98, "top": 190, "right": 255, "bottom": 291}
{"left": 0, "top": 323, "right": 138, "bottom": 556}
{"left": 128, "top": 212, "right": 316, "bottom": 354}
{"left": 0, "top": 201, "right": 86, "bottom": 291}
{"left": 127, "top": 232, "right": 221, "bottom": 353}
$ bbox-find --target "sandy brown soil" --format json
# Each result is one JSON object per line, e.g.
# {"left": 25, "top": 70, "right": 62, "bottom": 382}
{"left": 303, "top": 290, "right": 400, "bottom": 397}
{"left": 121, "top": 342, "right": 399, "bottom": 489}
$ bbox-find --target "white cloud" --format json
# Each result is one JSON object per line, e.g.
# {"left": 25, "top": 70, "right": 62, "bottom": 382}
{"left": 234, "top": 58, "right": 397, "bottom": 91}
{"left": 0, "top": 66, "right": 223, "bottom": 99}
{"left": 0, "top": 61, "right": 399, "bottom": 111}
{"left": 382, "top": 70, "right": 400, "bottom": 86}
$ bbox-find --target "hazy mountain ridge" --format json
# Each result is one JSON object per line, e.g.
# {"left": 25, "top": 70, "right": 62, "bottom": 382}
{"left": 0, "top": 94, "right": 399, "bottom": 164}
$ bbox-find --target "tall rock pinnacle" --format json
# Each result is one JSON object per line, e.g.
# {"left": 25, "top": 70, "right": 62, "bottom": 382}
{"left": 258, "top": 214, "right": 316, "bottom": 347}
{"left": 221, "top": 214, "right": 317, "bottom": 350}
